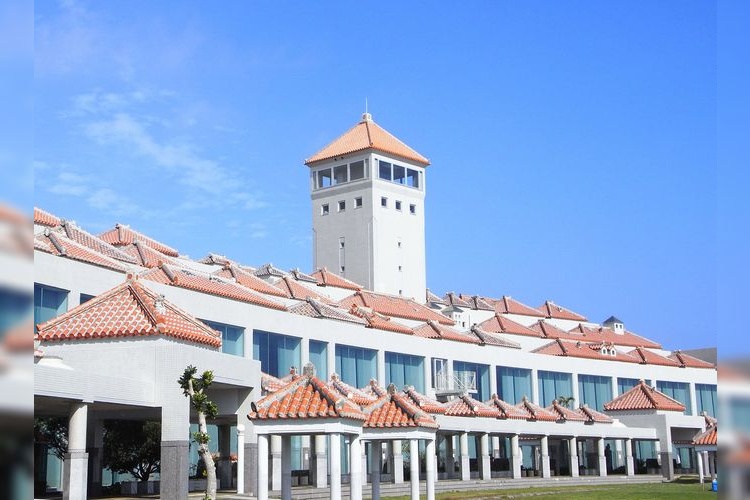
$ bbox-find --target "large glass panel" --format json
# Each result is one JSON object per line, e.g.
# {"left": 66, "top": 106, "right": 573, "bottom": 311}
{"left": 617, "top": 377, "right": 650, "bottom": 395}
{"left": 537, "top": 370, "right": 573, "bottom": 407}
{"left": 349, "top": 160, "right": 365, "bottom": 180}
{"left": 378, "top": 161, "right": 392, "bottom": 180}
{"left": 393, "top": 164, "right": 405, "bottom": 184}
{"left": 695, "top": 384, "right": 717, "bottom": 417}
{"left": 656, "top": 381, "right": 692, "bottom": 415}
{"left": 335, "top": 344, "right": 376, "bottom": 387}
{"left": 578, "top": 374, "right": 613, "bottom": 411}
{"left": 333, "top": 164, "right": 348, "bottom": 185}
{"left": 309, "top": 340, "right": 328, "bottom": 378}
{"left": 497, "top": 366, "right": 532, "bottom": 404}
{"left": 0, "top": 287, "right": 32, "bottom": 332}
{"left": 253, "top": 330, "right": 301, "bottom": 377}
{"left": 34, "top": 283, "right": 68, "bottom": 325}
{"left": 317, "top": 168, "right": 332, "bottom": 188}
{"left": 453, "top": 361, "right": 489, "bottom": 400}
{"left": 385, "top": 352, "right": 424, "bottom": 392}
{"left": 203, "top": 320, "right": 245, "bottom": 356}
{"left": 407, "top": 169, "right": 420, "bottom": 188}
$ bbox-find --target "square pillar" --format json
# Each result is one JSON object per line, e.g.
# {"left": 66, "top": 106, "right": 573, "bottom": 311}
{"left": 569, "top": 437, "right": 579, "bottom": 478}
{"left": 445, "top": 435, "right": 455, "bottom": 478}
{"left": 86, "top": 415, "right": 103, "bottom": 497}
{"left": 409, "top": 439, "right": 420, "bottom": 500}
{"left": 362, "top": 442, "right": 368, "bottom": 485}
{"left": 377, "top": 350, "right": 386, "bottom": 384}
{"left": 658, "top": 443, "right": 673, "bottom": 480}
{"left": 244, "top": 436, "right": 257, "bottom": 497}
{"left": 479, "top": 433, "right": 491, "bottom": 480}
{"left": 329, "top": 433, "right": 341, "bottom": 500}
{"left": 391, "top": 440, "right": 404, "bottom": 484}
{"left": 625, "top": 439, "right": 635, "bottom": 477}
{"left": 425, "top": 439, "right": 436, "bottom": 500}
{"left": 218, "top": 424, "right": 233, "bottom": 489}
{"left": 160, "top": 400, "right": 189, "bottom": 500}
{"left": 459, "top": 432, "right": 470, "bottom": 481}
{"left": 257, "top": 434, "right": 269, "bottom": 500}
{"left": 301, "top": 337, "right": 310, "bottom": 367}
{"left": 350, "top": 435, "right": 363, "bottom": 500}
{"left": 511, "top": 434, "right": 522, "bottom": 479}
{"left": 63, "top": 403, "right": 88, "bottom": 500}
{"left": 696, "top": 449, "right": 704, "bottom": 483}
{"left": 271, "top": 435, "right": 282, "bottom": 490}
{"left": 597, "top": 438, "right": 607, "bottom": 477}
{"left": 327, "top": 343, "right": 337, "bottom": 380}
{"left": 281, "top": 435, "right": 292, "bottom": 500}
{"left": 312, "top": 434, "right": 328, "bottom": 488}
{"left": 540, "top": 436, "right": 551, "bottom": 479}
{"left": 370, "top": 440, "right": 382, "bottom": 500}
{"left": 236, "top": 425, "right": 246, "bottom": 494}
{"left": 530, "top": 369, "right": 540, "bottom": 405}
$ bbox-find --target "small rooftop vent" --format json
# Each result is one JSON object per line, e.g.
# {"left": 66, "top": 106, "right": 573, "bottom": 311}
{"left": 603, "top": 315, "right": 625, "bottom": 335}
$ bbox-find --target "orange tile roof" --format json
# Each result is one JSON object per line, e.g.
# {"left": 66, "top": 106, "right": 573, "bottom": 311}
{"left": 99, "top": 223, "right": 179, "bottom": 257}
{"left": 361, "top": 379, "right": 388, "bottom": 399}
{"left": 576, "top": 405, "right": 613, "bottom": 423}
{"left": 442, "top": 292, "right": 471, "bottom": 308}
{"left": 603, "top": 380, "right": 686, "bottom": 412}
{"left": 458, "top": 294, "right": 495, "bottom": 311}
{"left": 402, "top": 387, "right": 446, "bottom": 414}
{"left": 627, "top": 346, "right": 681, "bottom": 367}
{"left": 34, "top": 207, "right": 61, "bottom": 227}
{"left": 275, "top": 276, "right": 335, "bottom": 304}
{"left": 692, "top": 426, "right": 717, "bottom": 446}
{"left": 311, "top": 267, "right": 362, "bottom": 291}
{"left": 529, "top": 320, "right": 574, "bottom": 339}
{"left": 60, "top": 220, "right": 138, "bottom": 264}
{"left": 141, "top": 264, "right": 287, "bottom": 311}
{"left": 341, "top": 291, "right": 454, "bottom": 326}
{"left": 546, "top": 400, "right": 588, "bottom": 422}
{"left": 248, "top": 367, "right": 367, "bottom": 422}
{"left": 485, "top": 394, "right": 530, "bottom": 420}
{"left": 261, "top": 372, "right": 286, "bottom": 394}
{"left": 533, "top": 339, "right": 639, "bottom": 364}
{"left": 305, "top": 114, "right": 430, "bottom": 166}
{"left": 36, "top": 278, "right": 222, "bottom": 348}
{"left": 538, "top": 301, "right": 588, "bottom": 321}
{"left": 469, "top": 326, "right": 522, "bottom": 349}
{"left": 412, "top": 320, "right": 482, "bottom": 344}
{"left": 363, "top": 385, "right": 439, "bottom": 429}
{"left": 568, "top": 323, "right": 662, "bottom": 349}
{"left": 120, "top": 241, "right": 174, "bottom": 268}
{"left": 290, "top": 299, "right": 366, "bottom": 325}
{"left": 426, "top": 289, "right": 446, "bottom": 305}
{"left": 477, "top": 314, "right": 540, "bottom": 338}
{"left": 493, "top": 296, "right": 546, "bottom": 317}
{"left": 349, "top": 305, "right": 415, "bottom": 334}
{"left": 328, "top": 373, "right": 378, "bottom": 406}
{"left": 668, "top": 351, "right": 716, "bottom": 369}
{"left": 35, "top": 230, "right": 129, "bottom": 273}
{"left": 515, "top": 397, "right": 559, "bottom": 422}
{"left": 443, "top": 394, "right": 500, "bottom": 418}
{"left": 214, "top": 265, "right": 290, "bottom": 298}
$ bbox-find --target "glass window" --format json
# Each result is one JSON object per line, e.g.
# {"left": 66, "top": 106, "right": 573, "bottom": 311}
{"left": 497, "top": 366, "right": 532, "bottom": 404}
{"left": 0, "top": 287, "right": 32, "bottom": 333}
{"left": 407, "top": 169, "right": 420, "bottom": 188}
{"left": 453, "top": 360, "right": 489, "bottom": 400}
{"left": 321, "top": 204, "right": 329, "bottom": 215}
{"left": 203, "top": 320, "right": 245, "bottom": 356}
{"left": 393, "top": 164, "right": 406, "bottom": 184}
{"left": 395, "top": 200, "right": 402, "bottom": 211}
{"left": 338, "top": 200, "right": 345, "bottom": 211}
{"left": 381, "top": 197, "right": 388, "bottom": 208}
{"left": 617, "top": 377, "right": 650, "bottom": 395}
{"left": 695, "top": 384, "right": 717, "bottom": 417}
{"left": 317, "top": 169, "right": 332, "bottom": 188}
{"left": 310, "top": 340, "right": 328, "bottom": 378}
{"left": 253, "top": 330, "right": 301, "bottom": 377}
{"left": 333, "top": 165, "right": 348, "bottom": 185}
{"left": 432, "top": 358, "right": 448, "bottom": 390}
{"left": 409, "top": 204, "right": 416, "bottom": 214}
{"left": 349, "top": 161, "right": 365, "bottom": 180}
{"left": 379, "top": 161, "right": 392, "bottom": 180}
{"left": 578, "top": 374, "right": 613, "bottom": 411}
{"left": 34, "top": 283, "right": 68, "bottom": 325}
{"left": 79, "top": 293, "right": 95, "bottom": 304}
{"left": 354, "top": 197, "right": 363, "bottom": 208}
{"left": 385, "top": 352, "right": 425, "bottom": 392}
{"left": 335, "top": 344, "right": 376, "bottom": 387}
{"left": 538, "top": 370, "right": 573, "bottom": 407}
{"left": 656, "top": 381, "right": 692, "bottom": 415}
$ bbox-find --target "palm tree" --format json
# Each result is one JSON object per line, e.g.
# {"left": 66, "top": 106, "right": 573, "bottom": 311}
{"left": 557, "top": 395, "right": 575, "bottom": 408}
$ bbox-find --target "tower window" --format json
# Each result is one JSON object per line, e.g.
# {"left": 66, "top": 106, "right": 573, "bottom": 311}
{"left": 338, "top": 200, "right": 346, "bottom": 212}
{"left": 381, "top": 197, "right": 388, "bottom": 208}
{"left": 321, "top": 204, "right": 330, "bottom": 215}
{"left": 395, "top": 200, "right": 402, "bottom": 211}
{"left": 339, "top": 238, "right": 345, "bottom": 249}
{"left": 398, "top": 265, "right": 402, "bottom": 272}
{"left": 355, "top": 197, "right": 363, "bottom": 208}
{"left": 393, "top": 165, "right": 406, "bottom": 184}
{"left": 333, "top": 165, "right": 348, "bottom": 185}
{"left": 350, "top": 161, "right": 365, "bottom": 180}
{"left": 379, "top": 161, "right": 392, "bottom": 180}
{"left": 397, "top": 239, "right": 402, "bottom": 249}
{"left": 340, "top": 265, "right": 345, "bottom": 273}
{"left": 407, "top": 169, "right": 420, "bottom": 188}
{"left": 317, "top": 169, "right": 332, "bottom": 189}
{"left": 398, "top": 289, "right": 403, "bottom": 295}
{"left": 410, "top": 204, "right": 416, "bottom": 214}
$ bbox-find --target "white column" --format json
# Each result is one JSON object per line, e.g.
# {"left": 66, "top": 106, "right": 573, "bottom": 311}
{"left": 362, "top": 442, "right": 368, "bottom": 485}
{"left": 571, "top": 373, "right": 580, "bottom": 408}
{"left": 271, "top": 435, "right": 282, "bottom": 491}
{"left": 281, "top": 435, "right": 292, "bottom": 500}
{"left": 301, "top": 337, "right": 310, "bottom": 366}
{"left": 654, "top": 440, "right": 662, "bottom": 466}
{"left": 313, "top": 434, "right": 328, "bottom": 488}
{"left": 328, "top": 343, "right": 337, "bottom": 379}
{"left": 370, "top": 440, "right": 382, "bottom": 500}
{"left": 424, "top": 358, "right": 432, "bottom": 393}
{"left": 696, "top": 450, "right": 704, "bottom": 483}
{"left": 702, "top": 451, "right": 710, "bottom": 481}
{"left": 480, "top": 433, "right": 491, "bottom": 480}
{"left": 511, "top": 434, "right": 522, "bottom": 479}
{"left": 489, "top": 367, "right": 497, "bottom": 400}
{"left": 377, "top": 350, "right": 386, "bottom": 384}
{"left": 708, "top": 451, "right": 716, "bottom": 480}
{"left": 540, "top": 436, "right": 551, "bottom": 479}
{"left": 236, "top": 425, "right": 245, "bottom": 494}
{"left": 569, "top": 437, "right": 579, "bottom": 478}
{"left": 409, "top": 439, "right": 419, "bottom": 500}
{"left": 689, "top": 382, "right": 698, "bottom": 416}
{"left": 614, "top": 439, "right": 624, "bottom": 470}
{"left": 350, "top": 435, "right": 363, "bottom": 500}
{"left": 597, "top": 438, "right": 607, "bottom": 477}
{"left": 392, "top": 440, "right": 404, "bottom": 483}
{"left": 64, "top": 403, "right": 88, "bottom": 500}
{"left": 625, "top": 439, "right": 635, "bottom": 477}
{"left": 426, "top": 439, "right": 436, "bottom": 500}
{"left": 257, "top": 434, "right": 269, "bottom": 500}
{"left": 445, "top": 435, "right": 455, "bottom": 478}
{"left": 329, "top": 433, "right": 341, "bottom": 500}
{"left": 531, "top": 368, "right": 540, "bottom": 404}
{"left": 459, "top": 433, "right": 470, "bottom": 480}
{"left": 492, "top": 435, "right": 501, "bottom": 459}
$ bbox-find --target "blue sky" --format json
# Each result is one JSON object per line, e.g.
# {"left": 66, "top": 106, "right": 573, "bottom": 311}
{"left": 33, "top": 1, "right": 724, "bottom": 353}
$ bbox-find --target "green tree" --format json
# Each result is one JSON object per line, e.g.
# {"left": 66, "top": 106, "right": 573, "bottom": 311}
{"left": 179, "top": 365, "right": 218, "bottom": 500}
{"left": 102, "top": 421, "right": 161, "bottom": 482}
{"left": 34, "top": 417, "right": 68, "bottom": 460}
{"left": 557, "top": 395, "right": 576, "bottom": 408}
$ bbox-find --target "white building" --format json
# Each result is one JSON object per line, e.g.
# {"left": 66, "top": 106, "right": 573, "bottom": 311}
{"left": 32, "top": 115, "right": 717, "bottom": 499}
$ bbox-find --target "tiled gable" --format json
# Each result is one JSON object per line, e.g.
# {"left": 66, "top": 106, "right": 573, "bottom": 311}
{"left": 341, "top": 291, "right": 454, "bottom": 326}
{"left": 275, "top": 276, "right": 335, "bottom": 304}
{"left": 253, "top": 263, "right": 287, "bottom": 279}
{"left": 60, "top": 220, "right": 138, "bottom": 264}
{"left": 477, "top": 314, "right": 540, "bottom": 337}
{"left": 412, "top": 320, "right": 481, "bottom": 344}
{"left": 328, "top": 373, "right": 377, "bottom": 406}
{"left": 538, "top": 300, "right": 588, "bottom": 321}
{"left": 305, "top": 114, "right": 430, "bottom": 166}
{"left": 99, "top": 223, "right": 179, "bottom": 257}
{"left": 289, "top": 299, "right": 366, "bottom": 325}
{"left": 442, "top": 292, "right": 471, "bottom": 308}
{"left": 603, "top": 380, "right": 686, "bottom": 412}
{"left": 425, "top": 289, "right": 446, "bottom": 306}
{"left": 627, "top": 346, "right": 681, "bottom": 367}
{"left": 361, "top": 379, "right": 388, "bottom": 399}
{"left": 546, "top": 400, "right": 587, "bottom": 422}
{"left": 214, "top": 265, "right": 290, "bottom": 298}
{"left": 568, "top": 323, "right": 662, "bottom": 349}
{"left": 576, "top": 405, "right": 613, "bottom": 423}
{"left": 515, "top": 397, "right": 558, "bottom": 422}
{"left": 288, "top": 268, "right": 318, "bottom": 283}
{"left": 493, "top": 296, "right": 546, "bottom": 317}
{"left": 35, "top": 278, "right": 222, "bottom": 348}
{"left": 532, "top": 339, "right": 639, "bottom": 364}
{"left": 443, "top": 394, "right": 500, "bottom": 418}
{"left": 348, "top": 305, "right": 413, "bottom": 334}
{"left": 120, "top": 240, "right": 174, "bottom": 268}
{"left": 35, "top": 230, "right": 128, "bottom": 273}
{"left": 402, "top": 387, "right": 445, "bottom": 414}
{"left": 363, "top": 384, "right": 438, "bottom": 429}
{"left": 469, "top": 326, "right": 522, "bottom": 349}
{"left": 34, "top": 207, "right": 61, "bottom": 227}
{"left": 458, "top": 294, "right": 495, "bottom": 311}
{"left": 485, "top": 394, "right": 529, "bottom": 420}
{"left": 668, "top": 350, "right": 716, "bottom": 369}
{"left": 312, "top": 267, "right": 362, "bottom": 291}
